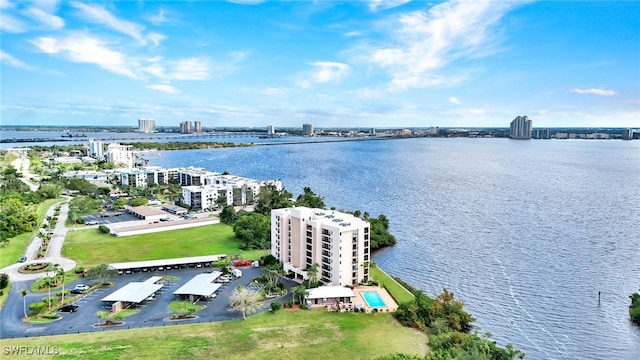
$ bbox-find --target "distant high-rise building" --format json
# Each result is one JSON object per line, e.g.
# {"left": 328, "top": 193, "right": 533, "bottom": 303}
{"left": 180, "top": 121, "right": 193, "bottom": 134}
{"left": 88, "top": 139, "right": 104, "bottom": 160}
{"left": 303, "top": 123, "right": 314, "bottom": 136}
{"left": 622, "top": 128, "right": 634, "bottom": 140}
{"left": 194, "top": 121, "right": 202, "bottom": 133}
{"left": 533, "top": 129, "right": 550, "bottom": 140}
{"left": 138, "top": 118, "right": 156, "bottom": 133}
{"left": 267, "top": 125, "right": 276, "bottom": 135}
{"left": 509, "top": 116, "right": 532, "bottom": 139}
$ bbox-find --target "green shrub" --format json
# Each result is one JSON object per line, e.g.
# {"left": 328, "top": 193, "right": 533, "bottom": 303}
{"left": 98, "top": 225, "right": 110, "bottom": 234}
{"left": 29, "top": 302, "right": 47, "bottom": 315}
{"left": 55, "top": 290, "right": 70, "bottom": 297}
{"left": 0, "top": 273, "right": 9, "bottom": 289}
{"left": 74, "top": 267, "right": 84, "bottom": 274}
{"left": 270, "top": 302, "right": 282, "bottom": 312}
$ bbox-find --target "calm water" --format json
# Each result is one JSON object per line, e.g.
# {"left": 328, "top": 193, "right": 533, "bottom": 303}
{"left": 146, "top": 138, "right": 640, "bottom": 359}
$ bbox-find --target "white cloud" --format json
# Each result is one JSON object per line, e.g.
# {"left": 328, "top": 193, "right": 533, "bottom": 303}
{"left": 364, "top": 0, "right": 523, "bottom": 91}
{"left": 24, "top": 6, "right": 64, "bottom": 29}
{"left": 146, "top": 8, "right": 169, "bottom": 25}
{"left": 0, "top": 0, "right": 14, "bottom": 9}
{"left": 0, "top": 13, "right": 26, "bottom": 32}
{"left": 369, "top": 0, "right": 411, "bottom": 12}
{"left": 572, "top": 88, "right": 616, "bottom": 96}
{"left": 146, "top": 84, "right": 179, "bottom": 94}
{"left": 147, "top": 32, "right": 166, "bottom": 47}
{"left": 0, "top": 49, "right": 34, "bottom": 70}
{"left": 70, "top": 1, "right": 161, "bottom": 46}
{"left": 173, "top": 58, "right": 210, "bottom": 80}
{"left": 466, "top": 108, "right": 486, "bottom": 115}
{"left": 30, "top": 34, "right": 137, "bottom": 78}
{"left": 448, "top": 96, "right": 462, "bottom": 105}
{"left": 299, "top": 61, "right": 350, "bottom": 88}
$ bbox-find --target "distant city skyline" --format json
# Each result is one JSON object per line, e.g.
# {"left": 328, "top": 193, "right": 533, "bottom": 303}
{"left": 1, "top": 1, "right": 638, "bottom": 128}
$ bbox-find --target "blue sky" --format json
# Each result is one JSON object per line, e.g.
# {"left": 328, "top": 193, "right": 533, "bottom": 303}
{"left": 1, "top": 0, "right": 638, "bottom": 128}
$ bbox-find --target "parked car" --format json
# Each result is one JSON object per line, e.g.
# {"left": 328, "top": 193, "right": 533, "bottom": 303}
{"left": 70, "top": 289, "right": 85, "bottom": 294}
{"left": 59, "top": 304, "right": 79, "bottom": 312}
{"left": 74, "top": 284, "right": 90, "bottom": 291}
{"left": 85, "top": 220, "right": 98, "bottom": 225}
{"left": 18, "top": 256, "right": 27, "bottom": 263}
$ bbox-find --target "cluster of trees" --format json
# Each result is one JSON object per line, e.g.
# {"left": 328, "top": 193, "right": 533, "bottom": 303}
{"left": 390, "top": 289, "right": 524, "bottom": 360}
{"left": 223, "top": 185, "right": 396, "bottom": 252}
{"left": 128, "top": 141, "right": 244, "bottom": 151}
{"left": 0, "top": 165, "right": 48, "bottom": 242}
{"left": 631, "top": 288, "right": 640, "bottom": 325}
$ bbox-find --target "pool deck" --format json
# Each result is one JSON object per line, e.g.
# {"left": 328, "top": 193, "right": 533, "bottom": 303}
{"left": 350, "top": 286, "right": 398, "bottom": 313}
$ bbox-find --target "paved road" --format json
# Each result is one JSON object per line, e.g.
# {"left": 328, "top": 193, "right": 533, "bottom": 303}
{"left": 2, "top": 156, "right": 77, "bottom": 281}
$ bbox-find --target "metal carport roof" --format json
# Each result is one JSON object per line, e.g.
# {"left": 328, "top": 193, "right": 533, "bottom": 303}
{"left": 102, "top": 276, "right": 164, "bottom": 303}
{"left": 173, "top": 272, "right": 223, "bottom": 297}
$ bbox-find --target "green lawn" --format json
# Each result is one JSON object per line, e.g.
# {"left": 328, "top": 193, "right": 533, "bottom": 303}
{"left": 0, "top": 309, "right": 427, "bottom": 360}
{"left": 169, "top": 300, "right": 205, "bottom": 314}
{"left": 63, "top": 224, "right": 267, "bottom": 268}
{"left": 0, "top": 198, "right": 63, "bottom": 269}
{"left": 371, "top": 266, "right": 415, "bottom": 305}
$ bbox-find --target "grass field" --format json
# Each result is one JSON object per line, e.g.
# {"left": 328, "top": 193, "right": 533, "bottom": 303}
{"left": 0, "top": 309, "right": 427, "bottom": 359}
{"left": 62, "top": 224, "right": 267, "bottom": 268}
{"left": 371, "top": 266, "right": 415, "bottom": 305}
{"left": 0, "top": 198, "right": 63, "bottom": 269}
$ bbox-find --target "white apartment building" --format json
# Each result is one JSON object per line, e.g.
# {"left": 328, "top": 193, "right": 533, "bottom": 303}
{"left": 181, "top": 184, "right": 233, "bottom": 210}
{"left": 106, "top": 143, "right": 135, "bottom": 168}
{"left": 303, "top": 123, "right": 314, "bottom": 136}
{"left": 271, "top": 207, "right": 370, "bottom": 287}
{"left": 119, "top": 166, "right": 169, "bottom": 187}
{"left": 509, "top": 116, "right": 532, "bottom": 139}
{"left": 138, "top": 118, "right": 156, "bottom": 133}
{"left": 88, "top": 139, "right": 104, "bottom": 160}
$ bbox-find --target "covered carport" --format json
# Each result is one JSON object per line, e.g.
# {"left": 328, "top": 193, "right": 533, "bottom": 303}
{"left": 173, "top": 272, "right": 223, "bottom": 302}
{"left": 109, "top": 254, "right": 227, "bottom": 274}
{"left": 126, "top": 205, "right": 167, "bottom": 221}
{"left": 101, "top": 276, "right": 164, "bottom": 311}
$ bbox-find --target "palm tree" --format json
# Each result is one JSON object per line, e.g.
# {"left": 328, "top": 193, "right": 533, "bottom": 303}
{"left": 307, "top": 263, "right": 319, "bottom": 286}
{"left": 229, "top": 286, "right": 262, "bottom": 320}
{"left": 54, "top": 264, "right": 65, "bottom": 304}
{"left": 20, "top": 289, "right": 28, "bottom": 319}
{"left": 291, "top": 285, "right": 308, "bottom": 305}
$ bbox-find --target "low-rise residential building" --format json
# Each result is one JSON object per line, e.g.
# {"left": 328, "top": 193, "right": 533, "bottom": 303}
{"left": 181, "top": 184, "right": 233, "bottom": 211}
{"left": 271, "top": 207, "right": 370, "bottom": 287}
{"left": 120, "top": 166, "right": 169, "bottom": 187}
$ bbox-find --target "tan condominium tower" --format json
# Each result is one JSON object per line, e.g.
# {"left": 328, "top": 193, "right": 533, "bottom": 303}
{"left": 271, "top": 207, "right": 370, "bottom": 287}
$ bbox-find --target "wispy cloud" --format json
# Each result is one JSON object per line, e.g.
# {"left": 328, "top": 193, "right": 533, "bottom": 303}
{"left": 0, "top": 0, "right": 15, "bottom": 9}
{"left": 173, "top": 58, "right": 211, "bottom": 80}
{"left": 299, "top": 61, "right": 350, "bottom": 88}
{"left": 24, "top": 6, "right": 64, "bottom": 30}
{"left": 146, "top": 8, "right": 170, "bottom": 25}
{"left": 369, "top": 0, "right": 411, "bottom": 12}
{"left": 146, "top": 84, "right": 179, "bottom": 94}
{"left": 572, "top": 88, "right": 616, "bottom": 96}
{"left": 30, "top": 33, "right": 137, "bottom": 78}
{"left": 364, "top": 0, "right": 523, "bottom": 91}
{"left": 448, "top": 96, "right": 462, "bottom": 105}
{"left": 0, "top": 12, "right": 26, "bottom": 32}
{"left": 70, "top": 1, "right": 163, "bottom": 46}
{"left": 0, "top": 49, "right": 34, "bottom": 70}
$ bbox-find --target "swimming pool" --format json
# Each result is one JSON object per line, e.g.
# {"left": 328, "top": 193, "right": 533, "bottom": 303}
{"left": 362, "top": 291, "right": 386, "bottom": 308}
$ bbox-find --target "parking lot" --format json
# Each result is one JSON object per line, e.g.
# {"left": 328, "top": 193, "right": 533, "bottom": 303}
{"left": 0, "top": 266, "right": 296, "bottom": 339}
{"left": 82, "top": 211, "right": 140, "bottom": 225}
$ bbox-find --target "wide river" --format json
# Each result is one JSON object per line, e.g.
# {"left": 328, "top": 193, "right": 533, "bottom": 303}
{"left": 143, "top": 137, "right": 640, "bottom": 359}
